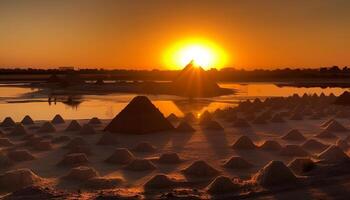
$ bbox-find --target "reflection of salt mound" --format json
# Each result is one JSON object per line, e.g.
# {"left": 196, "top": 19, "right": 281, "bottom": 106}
{"left": 51, "top": 114, "right": 65, "bottom": 124}
{"left": 176, "top": 121, "right": 195, "bottom": 132}
{"left": 132, "top": 142, "right": 157, "bottom": 153}
{"left": 232, "top": 118, "right": 251, "bottom": 128}
{"left": 183, "top": 160, "right": 219, "bottom": 177}
{"left": 57, "top": 153, "right": 89, "bottom": 167}
{"left": 184, "top": 112, "right": 196, "bottom": 123}
{"left": 97, "top": 133, "right": 119, "bottom": 145}
{"left": 282, "top": 129, "right": 306, "bottom": 141}
{"left": 34, "top": 140, "right": 53, "bottom": 151}
{"left": 10, "top": 124, "right": 27, "bottom": 135}
{"left": 288, "top": 158, "right": 315, "bottom": 175}
{"left": 37, "top": 122, "right": 56, "bottom": 133}
{"left": 231, "top": 136, "right": 256, "bottom": 150}
{"left": 223, "top": 156, "right": 253, "bottom": 169}
{"left": 105, "top": 148, "right": 134, "bottom": 164}
{"left": 317, "top": 145, "right": 349, "bottom": 163}
{"left": 204, "top": 120, "right": 224, "bottom": 130}
{"left": 65, "top": 120, "right": 81, "bottom": 131}
{"left": 336, "top": 139, "right": 349, "bottom": 150}
{"left": 270, "top": 114, "right": 285, "bottom": 123}
{"left": 252, "top": 160, "right": 297, "bottom": 187}
{"left": 259, "top": 140, "right": 282, "bottom": 151}
{"left": 207, "top": 176, "right": 240, "bottom": 194}
{"left": 79, "top": 124, "right": 96, "bottom": 135}
{"left": 144, "top": 174, "right": 176, "bottom": 189}
{"left": 315, "top": 130, "right": 338, "bottom": 139}
{"left": 166, "top": 113, "right": 179, "bottom": 122}
{"left": 7, "top": 150, "right": 35, "bottom": 162}
{"left": 104, "top": 96, "right": 173, "bottom": 134}
{"left": 63, "top": 137, "right": 87, "bottom": 149}
{"left": 1, "top": 117, "right": 16, "bottom": 127}
{"left": 0, "top": 169, "right": 43, "bottom": 192}
{"left": 280, "top": 145, "right": 309, "bottom": 157}
{"left": 302, "top": 139, "right": 328, "bottom": 151}
{"left": 21, "top": 115, "right": 34, "bottom": 125}
{"left": 84, "top": 177, "right": 123, "bottom": 189}
{"left": 159, "top": 153, "right": 181, "bottom": 164}
{"left": 125, "top": 159, "right": 156, "bottom": 171}
{"left": 0, "top": 138, "right": 14, "bottom": 146}
{"left": 88, "top": 117, "right": 102, "bottom": 125}
{"left": 324, "top": 120, "right": 347, "bottom": 132}
{"left": 64, "top": 166, "right": 99, "bottom": 181}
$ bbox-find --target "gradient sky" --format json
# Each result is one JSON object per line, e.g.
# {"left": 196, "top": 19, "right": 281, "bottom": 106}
{"left": 1, "top": 0, "right": 349, "bottom": 69}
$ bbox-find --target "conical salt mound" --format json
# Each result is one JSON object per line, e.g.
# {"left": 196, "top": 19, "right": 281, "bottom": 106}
{"left": 183, "top": 112, "right": 196, "bottom": 123}
{"left": 64, "top": 166, "right": 99, "bottom": 181}
{"left": 7, "top": 149, "right": 35, "bottom": 162}
{"left": 21, "top": 115, "right": 34, "bottom": 125}
{"left": 231, "top": 136, "right": 256, "bottom": 150}
{"left": 320, "top": 118, "right": 335, "bottom": 128}
{"left": 37, "top": 122, "right": 56, "bottom": 133}
{"left": 252, "top": 160, "right": 297, "bottom": 187}
{"left": 336, "top": 139, "right": 349, "bottom": 150}
{"left": 324, "top": 120, "right": 347, "bottom": 132}
{"left": 204, "top": 120, "right": 224, "bottom": 131}
{"left": 288, "top": 158, "right": 316, "bottom": 175}
{"left": 0, "top": 169, "right": 43, "bottom": 192}
{"left": 270, "top": 114, "right": 285, "bottom": 123}
{"left": 281, "top": 129, "right": 306, "bottom": 141}
{"left": 10, "top": 124, "right": 27, "bottom": 136}
{"left": 65, "top": 120, "right": 82, "bottom": 131}
{"left": 144, "top": 174, "right": 176, "bottom": 189}
{"left": 317, "top": 145, "right": 349, "bottom": 163}
{"left": 88, "top": 117, "right": 102, "bottom": 125}
{"left": 1, "top": 117, "right": 16, "bottom": 127}
{"left": 207, "top": 176, "right": 240, "bottom": 194}
{"left": 51, "top": 114, "right": 65, "bottom": 124}
{"left": 166, "top": 113, "right": 179, "bottom": 122}
{"left": 57, "top": 153, "right": 89, "bottom": 166}
{"left": 125, "top": 159, "right": 156, "bottom": 171}
{"left": 176, "top": 121, "right": 195, "bottom": 132}
{"left": 334, "top": 91, "right": 350, "bottom": 105}
{"left": 79, "top": 124, "right": 97, "bottom": 135}
{"left": 223, "top": 156, "right": 253, "bottom": 169}
{"left": 199, "top": 111, "right": 212, "bottom": 125}
{"left": 182, "top": 160, "right": 219, "bottom": 177}
{"left": 280, "top": 145, "right": 309, "bottom": 157}
{"left": 315, "top": 130, "right": 338, "bottom": 140}
{"left": 259, "top": 140, "right": 282, "bottom": 151}
{"left": 132, "top": 142, "right": 157, "bottom": 153}
{"left": 105, "top": 148, "right": 135, "bottom": 164}
{"left": 232, "top": 118, "right": 251, "bottom": 128}
{"left": 104, "top": 96, "right": 173, "bottom": 134}
{"left": 158, "top": 152, "right": 181, "bottom": 164}
{"left": 302, "top": 139, "right": 328, "bottom": 151}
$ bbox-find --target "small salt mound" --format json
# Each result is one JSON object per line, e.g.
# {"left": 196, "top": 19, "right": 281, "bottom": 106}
{"left": 231, "top": 136, "right": 256, "bottom": 150}
{"left": 84, "top": 177, "right": 123, "bottom": 189}
{"left": 67, "top": 145, "right": 92, "bottom": 156}
{"left": 270, "top": 114, "right": 285, "bottom": 123}
{"left": 0, "top": 138, "right": 14, "bottom": 147}
{"left": 33, "top": 140, "right": 53, "bottom": 151}
{"left": 204, "top": 120, "right": 224, "bottom": 131}
{"left": 97, "top": 133, "right": 119, "bottom": 145}
{"left": 183, "top": 112, "right": 196, "bottom": 123}
{"left": 288, "top": 158, "right": 316, "bottom": 175}
{"left": 132, "top": 142, "right": 157, "bottom": 153}
{"left": 51, "top": 114, "right": 65, "bottom": 124}
{"left": 176, "top": 121, "right": 195, "bottom": 132}
{"left": 207, "top": 176, "right": 240, "bottom": 194}
{"left": 252, "top": 115, "right": 267, "bottom": 124}
{"left": 280, "top": 145, "right": 309, "bottom": 157}
{"left": 302, "top": 139, "right": 328, "bottom": 151}
{"left": 336, "top": 139, "right": 349, "bottom": 150}
{"left": 252, "top": 160, "right": 297, "bottom": 187}
{"left": 182, "top": 160, "right": 219, "bottom": 177}
{"left": 21, "top": 115, "right": 34, "bottom": 125}
{"left": 315, "top": 130, "right": 338, "bottom": 140}
{"left": 52, "top": 135, "right": 70, "bottom": 144}
{"left": 0, "top": 169, "right": 43, "bottom": 192}
{"left": 37, "top": 122, "right": 56, "bottom": 133}
{"left": 232, "top": 118, "right": 251, "bottom": 128}
{"left": 64, "top": 166, "right": 99, "bottom": 181}
{"left": 144, "top": 174, "right": 176, "bottom": 189}
{"left": 281, "top": 129, "right": 306, "bottom": 141}
{"left": 7, "top": 149, "right": 35, "bottom": 162}
{"left": 65, "top": 120, "right": 81, "bottom": 131}
{"left": 1, "top": 117, "right": 16, "bottom": 127}
{"left": 57, "top": 153, "right": 89, "bottom": 167}
{"left": 289, "top": 112, "right": 303, "bottom": 120}
{"left": 158, "top": 152, "right": 181, "bottom": 164}
{"left": 259, "top": 140, "right": 282, "bottom": 151}
{"left": 199, "top": 111, "right": 213, "bottom": 125}
{"left": 63, "top": 137, "right": 87, "bottom": 149}
{"left": 324, "top": 120, "right": 347, "bottom": 132}
{"left": 318, "top": 145, "right": 349, "bottom": 163}
{"left": 223, "top": 156, "right": 253, "bottom": 169}
{"left": 79, "top": 124, "right": 96, "bottom": 135}
{"left": 0, "top": 152, "right": 13, "bottom": 167}
{"left": 124, "top": 159, "right": 156, "bottom": 171}
{"left": 10, "top": 124, "right": 27, "bottom": 136}
{"left": 166, "top": 113, "right": 179, "bottom": 122}
{"left": 105, "top": 148, "right": 135, "bottom": 164}
{"left": 88, "top": 117, "right": 102, "bottom": 125}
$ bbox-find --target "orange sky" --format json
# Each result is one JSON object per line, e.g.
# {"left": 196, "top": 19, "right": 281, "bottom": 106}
{"left": 0, "top": 0, "right": 349, "bottom": 70}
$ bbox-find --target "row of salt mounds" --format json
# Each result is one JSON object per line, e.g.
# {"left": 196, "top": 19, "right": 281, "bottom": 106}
{"left": 37, "top": 122, "right": 56, "bottom": 133}
{"left": 63, "top": 166, "right": 99, "bottom": 181}
{"left": 144, "top": 174, "right": 177, "bottom": 189}
{"left": 0, "top": 117, "right": 16, "bottom": 127}
{"left": 10, "top": 124, "right": 27, "bottom": 135}
{"left": 317, "top": 145, "right": 349, "bottom": 163}
{"left": 104, "top": 96, "right": 174, "bottom": 134}
{"left": 0, "top": 169, "right": 44, "bottom": 192}
{"left": 223, "top": 156, "right": 253, "bottom": 169}
{"left": 302, "top": 139, "right": 328, "bottom": 152}
{"left": 105, "top": 148, "right": 135, "bottom": 164}
{"left": 182, "top": 160, "right": 219, "bottom": 177}
{"left": 232, "top": 136, "right": 256, "bottom": 150}
{"left": 158, "top": 152, "right": 181, "bottom": 164}
{"left": 124, "top": 158, "right": 156, "bottom": 171}
{"left": 207, "top": 176, "right": 240, "bottom": 194}
{"left": 7, "top": 149, "right": 35, "bottom": 162}
{"left": 65, "top": 120, "right": 82, "bottom": 132}
{"left": 57, "top": 153, "right": 89, "bottom": 167}
{"left": 88, "top": 117, "right": 102, "bottom": 125}
{"left": 259, "top": 140, "right": 282, "bottom": 151}
{"left": 252, "top": 160, "right": 297, "bottom": 187}
{"left": 21, "top": 115, "right": 34, "bottom": 125}
{"left": 51, "top": 114, "right": 65, "bottom": 124}
{"left": 280, "top": 145, "right": 309, "bottom": 157}
{"left": 176, "top": 121, "right": 195, "bottom": 132}
{"left": 288, "top": 158, "right": 316, "bottom": 175}
{"left": 132, "top": 141, "right": 157, "bottom": 153}
{"left": 281, "top": 129, "right": 306, "bottom": 141}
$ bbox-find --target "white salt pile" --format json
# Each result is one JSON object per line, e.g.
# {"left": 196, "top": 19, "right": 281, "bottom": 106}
{"left": 0, "top": 117, "right": 16, "bottom": 127}
{"left": 65, "top": 120, "right": 82, "bottom": 132}
{"left": 57, "top": 153, "right": 89, "bottom": 167}
{"left": 259, "top": 140, "right": 282, "bottom": 151}
{"left": 182, "top": 160, "right": 219, "bottom": 177}
{"left": 231, "top": 136, "right": 256, "bottom": 150}
{"left": 158, "top": 152, "right": 181, "bottom": 164}
{"left": 317, "top": 145, "right": 349, "bottom": 163}
{"left": 144, "top": 174, "right": 176, "bottom": 189}
{"left": 281, "top": 129, "right": 306, "bottom": 141}
{"left": 21, "top": 115, "right": 34, "bottom": 125}
{"left": 105, "top": 148, "right": 135, "bottom": 164}
{"left": 0, "top": 168, "right": 43, "bottom": 192}
{"left": 51, "top": 114, "right": 65, "bottom": 124}
{"left": 88, "top": 117, "right": 102, "bottom": 125}
{"left": 223, "top": 156, "right": 253, "bottom": 169}
{"left": 37, "top": 122, "right": 56, "bottom": 133}
{"left": 64, "top": 166, "right": 99, "bottom": 181}
{"left": 124, "top": 158, "right": 156, "bottom": 171}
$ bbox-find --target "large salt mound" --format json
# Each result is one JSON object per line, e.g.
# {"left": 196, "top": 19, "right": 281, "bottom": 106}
{"left": 57, "top": 153, "right": 89, "bottom": 167}
{"left": 158, "top": 152, "right": 181, "bottom": 164}
{"left": 33, "top": 140, "right": 53, "bottom": 151}
{"left": 0, "top": 169, "right": 43, "bottom": 192}
{"left": 223, "top": 156, "right": 253, "bottom": 169}
{"left": 315, "top": 130, "right": 338, "bottom": 140}
{"left": 105, "top": 148, "right": 135, "bottom": 164}
{"left": 51, "top": 114, "right": 65, "bottom": 124}
{"left": 144, "top": 174, "right": 176, "bottom": 189}
{"left": 37, "top": 122, "right": 56, "bottom": 133}
{"left": 281, "top": 129, "right": 306, "bottom": 141}
{"left": 21, "top": 115, "right": 34, "bottom": 125}
{"left": 132, "top": 142, "right": 157, "bottom": 153}
{"left": 7, "top": 149, "right": 35, "bottom": 162}
{"left": 204, "top": 120, "right": 224, "bottom": 130}
{"left": 280, "top": 145, "right": 309, "bottom": 157}
{"left": 336, "top": 139, "right": 349, "bottom": 150}
{"left": 302, "top": 139, "right": 328, "bottom": 151}
{"left": 104, "top": 96, "right": 173, "bottom": 134}
{"left": 0, "top": 138, "right": 14, "bottom": 147}
{"left": 317, "top": 145, "right": 349, "bottom": 163}
{"left": 124, "top": 159, "right": 156, "bottom": 171}
{"left": 176, "top": 121, "right": 195, "bottom": 132}
{"left": 79, "top": 124, "right": 96, "bottom": 135}
{"left": 182, "top": 160, "right": 219, "bottom": 177}
{"left": 207, "top": 176, "right": 240, "bottom": 194}
{"left": 259, "top": 140, "right": 282, "bottom": 151}
{"left": 64, "top": 166, "right": 99, "bottom": 181}
{"left": 97, "top": 133, "right": 119, "bottom": 145}
{"left": 232, "top": 118, "right": 251, "bottom": 128}
{"left": 10, "top": 124, "right": 27, "bottom": 136}
{"left": 65, "top": 120, "right": 81, "bottom": 131}
{"left": 324, "top": 120, "right": 348, "bottom": 132}
{"left": 166, "top": 113, "right": 179, "bottom": 122}
{"left": 270, "top": 113, "right": 285, "bottom": 123}
{"left": 288, "top": 158, "right": 316, "bottom": 175}
{"left": 88, "top": 117, "right": 102, "bottom": 125}
{"left": 84, "top": 177, "right": 123, "bottom": 189}
{"left": 63, "top": 137, "right": 87, "bottom": 149}
{"left": 1, "top": 117, "right": 16, "bottom": 127}
{"left": 231, "top": 136, "right": 256, "bottom": 150}
{"left": 252, "top": 160, "right": 297, "bottom": 187}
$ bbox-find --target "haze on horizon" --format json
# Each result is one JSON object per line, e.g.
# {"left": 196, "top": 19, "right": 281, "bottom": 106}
{"left": 0, "top": 0, "right": 349, "bottom": 70}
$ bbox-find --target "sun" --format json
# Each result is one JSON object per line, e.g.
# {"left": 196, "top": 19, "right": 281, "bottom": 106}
{"left": 163, "top": 38, "right": 228, "bottom": 70}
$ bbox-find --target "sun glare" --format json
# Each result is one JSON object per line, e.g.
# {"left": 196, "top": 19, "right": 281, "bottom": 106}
{"left": 164, "top": 38, "right": 228, "bottom": 70}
